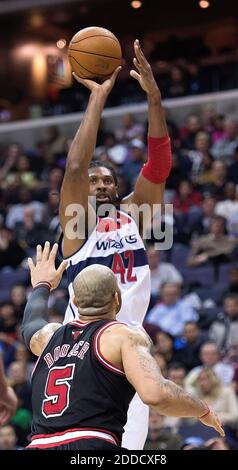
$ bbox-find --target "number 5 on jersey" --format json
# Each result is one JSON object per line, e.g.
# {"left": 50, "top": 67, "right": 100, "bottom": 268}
{"left": 42, "top": 364, "right": 75, "bottom": 418}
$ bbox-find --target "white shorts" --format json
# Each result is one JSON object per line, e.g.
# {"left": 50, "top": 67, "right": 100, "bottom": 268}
{"left": 122, "top": 393, "right": 149, "bottom": 450}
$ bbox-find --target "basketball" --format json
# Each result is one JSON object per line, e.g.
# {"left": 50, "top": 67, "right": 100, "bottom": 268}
{"left": 68, "top": 27, "right": 122, "bottom": 79}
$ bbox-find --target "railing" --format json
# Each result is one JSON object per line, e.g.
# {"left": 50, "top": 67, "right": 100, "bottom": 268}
{"left": 0, "top": 89, "right": 238, "bottom": 147}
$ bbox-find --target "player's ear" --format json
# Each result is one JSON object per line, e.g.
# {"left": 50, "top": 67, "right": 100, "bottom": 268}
{"left": 72, "top": 297, "right": 78, "bottom": 307}
{"left": 114, "top": 287, "right": 122, "bottom": 314}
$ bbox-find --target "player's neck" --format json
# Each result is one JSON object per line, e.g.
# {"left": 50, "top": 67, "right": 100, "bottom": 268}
{"left": 79, "top": 312, "right": 116, "bottom": 323}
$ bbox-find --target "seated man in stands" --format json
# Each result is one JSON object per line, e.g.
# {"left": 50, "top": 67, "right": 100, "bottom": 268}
{"left": 187, "top": 215, "right": 236, "bottom": 267}
{"left": 145, "top": 282, "right": 198, "bottom": 337}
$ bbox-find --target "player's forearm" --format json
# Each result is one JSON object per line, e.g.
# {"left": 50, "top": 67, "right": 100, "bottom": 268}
{"left": 66, "top": 90, "right": 106, "bottom": 171}
{"left": 147, "top": 91, "right": 167, "bottom": 138}
{"left": 154, "top": 378, "right": 208, "bottom": 418}
{"left": 21, "top": 285, "right": 50, "bottom": 350}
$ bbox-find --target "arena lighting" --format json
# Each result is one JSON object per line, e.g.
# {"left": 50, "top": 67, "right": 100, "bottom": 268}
{"left": 199, "top": 0, "right": 210, "bottom": 8}
{"left": 56, "top": 39, "right": 66, "bottom": 49}
{"left": 131, "top": 1, "right": 142, "bottom": 9}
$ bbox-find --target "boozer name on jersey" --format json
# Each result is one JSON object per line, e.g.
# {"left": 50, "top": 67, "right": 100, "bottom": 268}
{"left": 28, "top": 319, "right": 135, "bottom": 449}
{"left": 60, "top": 211, "right": 150, "bottom": 326}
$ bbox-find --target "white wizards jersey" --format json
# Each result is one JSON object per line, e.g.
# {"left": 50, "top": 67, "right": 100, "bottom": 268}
{"left": 60, "top": 210, "right": 150, "bottom": 326}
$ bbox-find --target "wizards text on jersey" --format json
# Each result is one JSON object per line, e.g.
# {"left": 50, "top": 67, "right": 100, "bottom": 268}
{"left": 96, "top": 234, "right": 137, "bottom": 250}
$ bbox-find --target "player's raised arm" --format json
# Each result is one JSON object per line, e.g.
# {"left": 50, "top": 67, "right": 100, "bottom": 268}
{"left": 59, "top": 67, "right": 121, "bottom": 257}
{"left": 21, "top": 242, "right": 68, "bottom": 356}
{"left": 121, "top": 328, "right": 224, "bottom": 437}
{"left": 122, "top": 40, "right": 171, "bottom": 218}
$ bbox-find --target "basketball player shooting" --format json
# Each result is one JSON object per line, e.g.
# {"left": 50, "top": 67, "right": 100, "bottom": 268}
{"left": 21, "top": 242, "right": 224, "bottom": 450}
{"left": 59, "top": 40, "right": 172, "bottom": 449}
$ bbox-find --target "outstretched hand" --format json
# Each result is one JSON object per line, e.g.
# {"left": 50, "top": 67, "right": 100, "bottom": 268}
{"left": 0, "top": 386, "right": 18, "bottom": 425}
{"left": 199, "top": 408, "right": 225, "bottom": 437}
{"left": 28, "top": 242, "right": 68, "bottom": 290}
{"left": 130, "top": 39, "right": 160, "bottom": 99}
{"left": 72, "top": 66, "right": 122, "bottom": 98}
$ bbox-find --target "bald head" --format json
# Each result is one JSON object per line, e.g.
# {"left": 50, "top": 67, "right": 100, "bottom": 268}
{"left": 73, "top": 265, "right": 121, "bottom": 317}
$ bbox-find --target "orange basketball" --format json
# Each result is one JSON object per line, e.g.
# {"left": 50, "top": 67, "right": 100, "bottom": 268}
{"left": 68, "top": 27, "right": 122, "bottom": 79}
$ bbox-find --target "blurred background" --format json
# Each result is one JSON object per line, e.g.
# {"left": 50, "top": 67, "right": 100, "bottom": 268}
{"left": 0, "top": 0, "right": 238, "bottom": 451}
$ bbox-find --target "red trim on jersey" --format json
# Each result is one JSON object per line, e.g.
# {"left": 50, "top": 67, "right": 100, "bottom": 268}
{"left": 27, "top": 435, "right": 115, "bottom": 449}
{"left": 32, "top": 426, "right": 119, "bottom": 444}
{"left": 93, "top": 322, "right": 126, "bottom": 376}
{"left": 69, "top": 319, "right": 99, "bottom": 327}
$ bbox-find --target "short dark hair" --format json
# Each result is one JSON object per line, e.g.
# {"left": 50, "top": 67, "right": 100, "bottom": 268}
{"left": 224, "top": 293, "right": 238, "bottom": 304}
{"left": 89, "top": 160, "right": 118, "bottom": 186}
{"left": 168, "top": 362, "right": 186, "bottom": 372}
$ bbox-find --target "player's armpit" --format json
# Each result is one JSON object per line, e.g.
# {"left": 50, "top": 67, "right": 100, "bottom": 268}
{"left": 30, "top": 323, "right": 61, "bottom": 357}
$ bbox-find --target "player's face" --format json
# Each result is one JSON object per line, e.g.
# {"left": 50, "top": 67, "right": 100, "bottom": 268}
{"left": 88, "top": 167, "right": 118, "bottom": 207}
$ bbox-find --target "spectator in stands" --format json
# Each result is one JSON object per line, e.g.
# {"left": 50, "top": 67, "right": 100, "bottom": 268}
{"left": 146, "top": 283, "right": 198, "bottom": 337}
{"left": 209, "top": 294, "right": 238, "bottom": 354}
{"left": 187, "top": 62, "right": 203, "bottom": 95}
{"left": 165, "top": 152, "right": 190, "bottom": 192}
{"left": 211, "top": 118, "right": 238, "bottom": 165}
{"left": 0, "top": 227, "right": 26, "bottom": 271}
{"left": 39, "top": 167, "right": 63, "bottom": 201}
{"left": 215, "top": 182, "right": 238, "bottom": 222}
{"left": 147, "top": 244, "right": 183, "bottom": 296}
{"left": 8, "top": 360, "right": 31, "bottom": 399}
{"left": 6, "top": 187, "right": 44, "bottom": 229}
{"left": 0, "top": 424, "right": 23, "bottom": 450}
{"left": 0, "top": 144, "right": 21, "bottom": 187}
{"left": 226, "top": 267, "right": 238, "bottom": 295}
{"left": 187, "top": 215, "right": 236, "bottom": 267}
{"left": 6, "top": 155, "right": 36, "bottom": 190}
{"left": 41, "top": 190, "right": 60, "bottom": 240}
{"left": 152, "top": 331, "right": 183, "bottom": 366}
{"left": 10, "top": 286, "right": 26, "bottom": 319}
{"left": 181, "top": 114, "right": 202, "bottom": 151}
{"left": 144, "top": 409, "right": 182, "bottom": 450}
{"left": 44, "top": 126, "right": 67, "bottom": 165}
{"left": 172, "top": 180, "right": 202, "bottom": 215}
{"left": 167, "top": 363, "right": 186, "bottom": 388}
{"left": 0, "top": 307, "right": 18, "bottom": 369}
{"left": 185, "top": 342, "right": 234, "bottom": 390}
{"left": 15, "top": 205, "right": 48, "bottom": 252}
{"left": 115, "top": 113, "right": 145, "bottom": 142}
{"left": 227, "top": 145, "right": 238, "bottom": 184}
{"left": 178, "top": 322, "right": 206, "bottom": 371}
{"left": 14, "top": 343, "right": 36, "bottom": 382}
{"left": 167, "top": 65, "right": 187, "bottom": 98}
{"left": 189, "top": 132, "right": 214, "bottom": 185}
{"left": 211, "top": 114, "right": 226, "bottom": 145}
{"left": 192, "top": 368, "right": 238, "bottom": 428}
{"left": 189, "top": 195, "right": 216, "bottom": 236}
{"left": 121, "top": 138, "right": 146, "bottom": 189}
{"left": 203, "top": 160, "right": 227, "bottom": 201}
{"left": 0, "top": 303, "right": 18, "bottom": 346}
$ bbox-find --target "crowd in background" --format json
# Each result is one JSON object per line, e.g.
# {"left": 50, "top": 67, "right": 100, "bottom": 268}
{"left": 0, "top": 102, "right": 238, "bottom": 450}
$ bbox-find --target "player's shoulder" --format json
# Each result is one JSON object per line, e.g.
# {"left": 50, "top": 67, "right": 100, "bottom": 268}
{"left": 125, "top": 324, "right": 152, "bottom": 347}
{"left": 104, "top": 322, "right": 151, "bottom": 347}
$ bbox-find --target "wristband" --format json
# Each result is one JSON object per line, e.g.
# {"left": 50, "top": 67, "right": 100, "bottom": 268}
{"left": 199, "top": 407, "right": 210, "bottom": 419}
{"left": 34, "top": 281, "right": 52, "bottom": 290}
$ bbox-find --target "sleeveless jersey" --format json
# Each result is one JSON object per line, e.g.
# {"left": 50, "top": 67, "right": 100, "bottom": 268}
{"left": 60, "top": 210, "right": 150, "bottom": 326}
{"left": 31, "top": 319, "right": 135, "bottom": 445}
